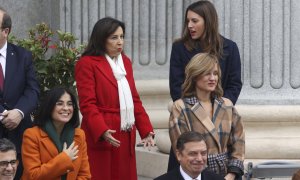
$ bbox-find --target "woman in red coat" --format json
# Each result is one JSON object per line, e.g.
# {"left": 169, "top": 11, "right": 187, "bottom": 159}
{"left": 75, "top": 17, "right": 155, "bottom": 180}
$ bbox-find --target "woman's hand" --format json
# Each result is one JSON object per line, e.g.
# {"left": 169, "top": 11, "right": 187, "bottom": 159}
{"left": 102, "top": 129, "right": 121, "bottom": 147}
{"left": 140, "top": 132, "right": 155, "bottom": 150}
{"left": 63, "top": 141, "right": 79, "bottom": 161}
{"left": 224, "top": 173, "right": 236, "bottom": 180}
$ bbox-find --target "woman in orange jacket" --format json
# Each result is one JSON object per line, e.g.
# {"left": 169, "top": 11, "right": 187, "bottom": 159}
{"left": 21, "top": 87, "right": 91, "bottom": 180}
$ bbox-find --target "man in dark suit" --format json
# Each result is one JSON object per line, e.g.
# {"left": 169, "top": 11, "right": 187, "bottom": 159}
{"left": 0, "top": 7, "right": 39, "bottom": 179}
{"left": 155, "top": 131, "right": 224, "bottom": 180}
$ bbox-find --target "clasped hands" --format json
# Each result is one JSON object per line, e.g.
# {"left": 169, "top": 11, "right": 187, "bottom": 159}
{"left": 0, "top": 109, "right": 23, "bottom": 130}
{"left": 102, "top": 129, "right": 155, "bottom": 150}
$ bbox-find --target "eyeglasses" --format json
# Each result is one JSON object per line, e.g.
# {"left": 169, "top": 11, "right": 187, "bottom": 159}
{"left": 0, "top": 160, "right": 18, "bottom": 169}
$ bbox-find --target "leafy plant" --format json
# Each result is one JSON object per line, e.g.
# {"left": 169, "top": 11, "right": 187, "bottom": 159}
{"left": 9, "top": 23, "right": 84, "bottom": 99}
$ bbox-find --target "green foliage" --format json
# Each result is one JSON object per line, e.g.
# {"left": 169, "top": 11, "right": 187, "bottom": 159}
{"left": 9, "top": 23, "right": 84, "bottom": 98}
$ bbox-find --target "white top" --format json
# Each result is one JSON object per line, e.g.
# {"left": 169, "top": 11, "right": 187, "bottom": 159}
{"left": 0, "top": 41, "right": 7, "bottom": 77}
{"left": 180, "top": 166, "right": 202, "bottom": 180}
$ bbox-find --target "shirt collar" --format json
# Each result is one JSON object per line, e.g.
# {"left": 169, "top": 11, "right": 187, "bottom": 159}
{"left": 184, "top": 96, "right": 219, "bottom": 106}
{"left": 180, "top": 166, "right": 201, "bottom": 180}
{"left": 0, "top": 41, "right": 7, "bottom": 58}
{"left": 184, "top": 96, "right": 199, "bottom": 105}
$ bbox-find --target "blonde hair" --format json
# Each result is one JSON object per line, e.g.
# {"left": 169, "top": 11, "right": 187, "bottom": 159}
{"left": 182, "top": 53, "right": 223, "bottom": 98}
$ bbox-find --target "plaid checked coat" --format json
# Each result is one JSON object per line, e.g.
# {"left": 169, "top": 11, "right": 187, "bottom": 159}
{"left": 169, "top": 97, "right": 245, "bottom": 176}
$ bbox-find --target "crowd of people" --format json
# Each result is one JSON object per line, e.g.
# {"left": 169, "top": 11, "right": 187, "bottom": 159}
{"left": 1, "top": 0, "right": 294, "bottom": 180}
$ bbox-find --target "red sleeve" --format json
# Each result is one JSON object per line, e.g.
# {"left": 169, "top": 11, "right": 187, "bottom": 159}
{"left": 75, "top": 57, "right": 109, "bottom": 143}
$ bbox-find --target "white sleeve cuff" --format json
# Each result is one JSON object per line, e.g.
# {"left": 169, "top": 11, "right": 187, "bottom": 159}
{"left": 15, "top": 109, "right": 24, "bottom": 119}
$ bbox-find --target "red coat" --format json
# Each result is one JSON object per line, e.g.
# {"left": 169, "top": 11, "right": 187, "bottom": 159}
{"left": 75, "top": 54, "right": 153, "bottom": 180}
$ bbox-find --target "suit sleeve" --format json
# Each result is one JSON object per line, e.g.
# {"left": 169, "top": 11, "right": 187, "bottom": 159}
{"left": 169, "top": 43, "right": 185, "bottom": 101}
{"left": 22, "top": 129, "right": 74, "bottom": 179}
{"left": 223, "top": 42, "right": 242, "bottom": 105}
{"left": 13, "top": 50, "right": 39, "bottom": 116}
{"left": 124, "top": 56, "right": 153, "bottom": 139}
{"left": 75, "top": 58, "right": 109, "bottom": 143}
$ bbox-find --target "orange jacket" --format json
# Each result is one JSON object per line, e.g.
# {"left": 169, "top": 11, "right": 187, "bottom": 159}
{"left": 21, "top": 126, "right": 91, "bottom": 180}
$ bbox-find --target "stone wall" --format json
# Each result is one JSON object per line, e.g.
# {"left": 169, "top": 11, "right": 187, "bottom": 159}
{"left": 0, "top": 0, "right": 60, "bottom": 39}
{"left": 1, "top": 0, "right": 300, "bottom": 104}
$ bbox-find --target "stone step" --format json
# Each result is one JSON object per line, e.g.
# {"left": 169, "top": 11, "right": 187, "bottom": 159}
{"left": 136, "top": 146, "right": 168, "bottom": 179}
{"left": 136, "top": 147, "right": 300, "bottom": 179}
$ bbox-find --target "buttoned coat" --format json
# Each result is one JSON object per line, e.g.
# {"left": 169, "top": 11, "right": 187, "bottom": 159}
{"left": 75, "top": 54, "right": 153, "bottom": 180}
{"left": 21, "top": 127, "right": 91, "bottom": 180}
{"left": 169, "top": 97, "right": 245, "bottom": 175}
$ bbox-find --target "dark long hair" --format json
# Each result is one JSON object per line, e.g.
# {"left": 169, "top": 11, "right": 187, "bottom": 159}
{"left": 180, "top": 1, "right": 223, "bottom": 59}
{"left": 82, "top": 17, "right": 125, "bottom": 56}
{"left": 34, "top": 87, "right": 80, "bottom": 128}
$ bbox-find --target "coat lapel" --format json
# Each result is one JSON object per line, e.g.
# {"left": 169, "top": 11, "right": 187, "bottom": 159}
{"left": 39, "top": 129, "right": 59, "bottom": 158}
{"left": 212, "top": 99, "right": 225, "bottom": 126}
{"left": 190, "top": 101, "right": 221, "bottom": 150}
{"left": 92, "top": 56, "right": 118, "bottom": 88}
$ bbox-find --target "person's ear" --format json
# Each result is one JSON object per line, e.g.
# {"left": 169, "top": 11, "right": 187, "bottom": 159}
{"left": 175, "top": 149, "right": 181, "bottom": 162}
{"left": 2, "top": 28, "right": 9, "bottom": 37}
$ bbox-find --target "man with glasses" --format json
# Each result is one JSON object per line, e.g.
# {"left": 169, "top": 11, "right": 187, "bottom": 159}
{"left": 0, "top": 6, "right": 39, "bottom": 180}
{"left": 0, "top": 138, "right": 18, "bottom": 180}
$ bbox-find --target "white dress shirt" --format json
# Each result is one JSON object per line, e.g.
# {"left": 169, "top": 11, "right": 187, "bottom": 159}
{"left": 0, "top": 41, "right": 7, "bottom": 77}
{"left": 180, "top": 166, "right": 202, "bottom": 180}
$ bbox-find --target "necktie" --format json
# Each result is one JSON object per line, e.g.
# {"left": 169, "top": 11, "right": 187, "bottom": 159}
{"left": 0, "top": 62, "right": 4, "bottom": 91}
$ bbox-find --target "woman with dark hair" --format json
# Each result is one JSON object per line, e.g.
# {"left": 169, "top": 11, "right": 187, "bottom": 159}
{"left": 75, "top": 17, "right": 155, "bottom": 180}
{"left": 168, "top": 0, "right": 243, "bottom": 173}
{"left": 21, "top": 87, "right": 91, "bottom": 180}
{"left": 169, "top": 53, "right": 245, "bottom": 180}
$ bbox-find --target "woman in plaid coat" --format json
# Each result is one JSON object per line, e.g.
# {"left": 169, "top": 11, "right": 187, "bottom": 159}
{"left": 169, "top": 53, "right": 245, "bottom": 180}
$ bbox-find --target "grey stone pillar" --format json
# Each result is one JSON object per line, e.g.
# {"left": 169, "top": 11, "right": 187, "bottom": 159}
{"left": 58, "top": 0, "right": 300, "bottom": 104}
{"left": 1, "top": 0, "right": 300, "bottom": 104}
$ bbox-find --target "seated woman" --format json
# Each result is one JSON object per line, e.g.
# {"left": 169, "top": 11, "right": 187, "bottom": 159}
{"left": 169, "top": 53, "right": 245, "bottom": 180}
{"left": 21, "top": 87, "right": 91, "bottom": 180}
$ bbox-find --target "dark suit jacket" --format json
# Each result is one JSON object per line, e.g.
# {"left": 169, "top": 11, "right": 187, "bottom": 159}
{"left": 154, "top": 168, "right": 224, "bottom": 180}
{"left": 169, "top": 37, "right": 242, "bottom": 104}
{"left": 0, "top": 43, "right": 39, "bottom": 152}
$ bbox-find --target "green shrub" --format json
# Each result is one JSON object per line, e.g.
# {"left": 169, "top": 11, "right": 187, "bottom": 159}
{"left": 9, "top": 23, "right": 84, "bottom": 99}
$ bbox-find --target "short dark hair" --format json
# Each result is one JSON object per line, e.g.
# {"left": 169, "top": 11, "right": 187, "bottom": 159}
{"left": 0, "top": 6, "right": 12, "bottom": 34}
{"left": 0, "top": 138, "right": 16, "bottom": 153}
{"left": 82, "top": 17, "right": 125, "bottom": 56}
{"left": 34, "top": 87, "right": 80, "bottom": 128}
{"left": 176, "top": 131, "right": 206, "bottom": 152}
